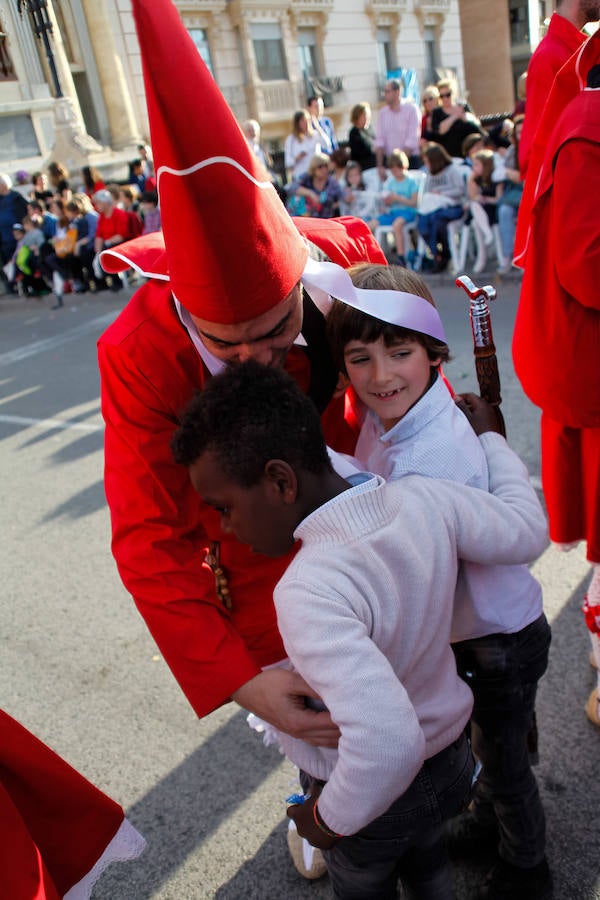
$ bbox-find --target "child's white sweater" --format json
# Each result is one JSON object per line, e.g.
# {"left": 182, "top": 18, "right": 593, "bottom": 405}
{"left": 355, "top": 375, "right": 544, "bottom": 641}
{"left": 274, "top": 434, "right": 547, "bottom": 836}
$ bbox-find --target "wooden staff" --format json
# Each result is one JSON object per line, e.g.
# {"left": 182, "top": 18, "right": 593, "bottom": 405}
{"left": 455, "top": 275, "right": 506, "bottom": 437}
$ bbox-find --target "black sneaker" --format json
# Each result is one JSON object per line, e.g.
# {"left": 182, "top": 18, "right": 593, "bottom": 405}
{"left": 477, "top": 857, "right": 553, "bottom": 900}
{"left": 446, "top": 810, "right": 499, "bottom": 859}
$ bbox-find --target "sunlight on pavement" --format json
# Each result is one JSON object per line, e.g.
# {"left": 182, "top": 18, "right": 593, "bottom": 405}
{"left": 530, "top": 541, "right": 590, "bottom": 623}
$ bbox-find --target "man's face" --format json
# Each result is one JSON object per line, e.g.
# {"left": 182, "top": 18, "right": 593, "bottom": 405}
{"left": 383, "top": 83, "right": 401, "bottom": 107}
{"left": 190, "top": 449, "right": 296, "bottom": 557}
{"left": 191, "top": 283, "right": 303, "bottom": 367}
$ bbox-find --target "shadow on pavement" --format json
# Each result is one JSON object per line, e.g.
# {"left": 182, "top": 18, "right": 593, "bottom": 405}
{"left": 93, "top": 711, "right": 287, "bottom": 899}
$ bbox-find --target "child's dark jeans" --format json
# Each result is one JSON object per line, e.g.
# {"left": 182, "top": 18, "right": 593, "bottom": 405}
{"left": 309, "top": 731, "right": 474, "bottom": 900}
{"left": 452, "top": 613, "right": 551, "bottom": 868}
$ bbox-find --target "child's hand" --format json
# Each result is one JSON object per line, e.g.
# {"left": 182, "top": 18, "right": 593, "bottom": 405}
{"left": 455, "top": 393, "right": 502, "bottom": 435}
{"left": 287, "top": 793, "right": 340, "bottom": 850}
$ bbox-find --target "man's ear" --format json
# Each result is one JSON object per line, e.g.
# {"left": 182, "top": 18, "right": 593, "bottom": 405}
{"left": 264, "top": 459, "right": 298, "bottom": 504}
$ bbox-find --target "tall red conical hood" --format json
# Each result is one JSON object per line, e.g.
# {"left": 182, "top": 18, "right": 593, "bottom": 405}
{"left": 131, "top": 0, "right": 308, "bottom": 322}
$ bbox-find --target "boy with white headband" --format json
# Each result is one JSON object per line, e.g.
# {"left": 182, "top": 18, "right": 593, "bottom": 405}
{"left": 172, "top": 358, "right": 548, "bottom": 900}
{"left": 318, "top": 263, "right": 552, "bottom": 900}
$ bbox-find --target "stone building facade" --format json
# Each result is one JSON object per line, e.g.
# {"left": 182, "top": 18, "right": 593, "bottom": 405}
{"left": 1, "top": 0, "right": 468, "bottom": 180}
{"left": 6, "top": 1, "right": 582, "bottom": 183}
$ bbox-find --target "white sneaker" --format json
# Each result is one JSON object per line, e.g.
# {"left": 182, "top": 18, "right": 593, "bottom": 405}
{"left": 286, "top": 820, "right": 328, "bottom": 879}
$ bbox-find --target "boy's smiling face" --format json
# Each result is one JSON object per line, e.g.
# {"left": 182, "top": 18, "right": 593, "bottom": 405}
{"left": 344, "top": 335, "right": 439, "bottom": 432}
{"left": 189, "top": 449, "right": 298, "bottom": 558}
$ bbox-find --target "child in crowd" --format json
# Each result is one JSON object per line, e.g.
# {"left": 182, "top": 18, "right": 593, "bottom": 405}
{"left": 321, "top": 262, "right": 552, "bottom": 900}
{"left": 128, "top": 158, "right": 147, "bottom": 193}
{"left": 468, "top": 149, "right": 501, "bottom": 228}
{"left": 15, "top": 215, "right": 48, "bottom": 296}
{"left": 119, "top": 185, "right": 140, "bottom": 215}
{"left": 171, "top": 355, "right": 547, "bottom": 900}
{"left": 377, "top": 149, "right": 419, "bottom": 267}
{"left": 338, "top": 161, "right": 379, "bottom": 231}
{"left": 417, "top": 143, "right": 466, "bottom": 272}
{"left": 465, "top": 148, "right": 502, "bottom": 270}
{"left": 140, "top": 190, "right": 162, "bottom": 234}
{"left": 27, "top": 198, "right": 57, "bottom": 242}
{"left": 2, "top": 222, "right": 25, "bottom": 292}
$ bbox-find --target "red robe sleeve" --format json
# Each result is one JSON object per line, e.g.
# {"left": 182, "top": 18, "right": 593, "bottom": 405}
{"left": 98, "top": 219, "right": 380, "bottom": 719}
{"left": 99, "top": 285, "right": 292, "bottom": 717}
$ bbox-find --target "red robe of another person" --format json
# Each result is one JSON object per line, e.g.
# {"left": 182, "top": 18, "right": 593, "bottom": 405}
{"left": 98, "top": 217, "right": 386, "bottom": 718}
{"left": 0, "top": 710, "right": 143, "bottom": 899}
{"left": 518, "top": 11, "right": 586, "bottom": 177}
{"left": 512, "top": 87, "right": 600, "bottom": 563}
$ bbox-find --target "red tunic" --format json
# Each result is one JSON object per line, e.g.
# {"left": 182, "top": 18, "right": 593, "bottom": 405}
{"left": 98, "top": 218, "right": 386, "bottom": 717}
{"left": 512, "top": 88, "right": 600, "bottom": 562}
{"left": 518, "top": 12, "right": 586, "bottom": 177}
{"left": 0, "top": 710, "right": 125, "bottom": 898}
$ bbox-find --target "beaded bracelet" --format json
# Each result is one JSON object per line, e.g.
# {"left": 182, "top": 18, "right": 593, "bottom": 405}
{"left": 313, "top": 800, "right": 342, "bottom": 839}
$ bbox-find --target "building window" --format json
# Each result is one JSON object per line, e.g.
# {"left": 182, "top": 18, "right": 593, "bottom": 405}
{"left": 298, "top": 27, "right": 319, "bottom": 99}
{"left": 251, "top": 22, "right": 288, "bottom": 82}
{"left": 189, "top": 28, "right": 214, "bottom": 77}
{"left": 0, "top": 114, "right": 40, "bottom": 161}
{"left": 509, "top": 0, "right": 529, "bottom": 45}
{"left": 423, "top": 25, "right": 439, "bottom": 85}
{"left": 376, "top": 27, "right": 396, "bottom": 84}
{"left": 0, "top": 17, "right": 17, "bottom": 81}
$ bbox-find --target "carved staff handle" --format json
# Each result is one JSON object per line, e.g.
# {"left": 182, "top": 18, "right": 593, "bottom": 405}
{"left": 455, "top": 275, "right": 506, "bottom": 437}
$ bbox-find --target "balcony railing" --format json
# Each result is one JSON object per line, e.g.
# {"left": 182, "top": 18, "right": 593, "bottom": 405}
{"left": 222, "top": 79, "right": 304, "bottom": 122}
{"left": 413, "top": 0, "right": 450, "bottom": 12}
{"left": 257, "top": 80, "right": 300, "bottom": 118}
{"left": 291, "top": 0, "right": 334, "bottom": 9}
{"left": 366, "top": 0, "right": 407, "bottom": 11}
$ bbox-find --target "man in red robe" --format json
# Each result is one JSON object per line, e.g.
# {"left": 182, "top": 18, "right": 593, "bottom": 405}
{"left": 513, "top": 32, "right": 600, "bottom": 726}
{"left": 518, "top": 0, "right": 598, "bottom": 177}
{"left": 98, "top": 0, "right": 385, "bottom": 770}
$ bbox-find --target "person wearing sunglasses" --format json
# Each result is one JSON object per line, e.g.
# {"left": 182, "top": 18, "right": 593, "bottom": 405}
{"left": 430, "top": 78, "right": 482, "bottom": 160}
{"left": 420, "top": 85, "right": 441, "bottom": 148}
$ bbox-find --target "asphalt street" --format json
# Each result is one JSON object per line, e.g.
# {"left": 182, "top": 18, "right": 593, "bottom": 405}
{"left": 0, "top": 270, "right": 598, "bottom": 900}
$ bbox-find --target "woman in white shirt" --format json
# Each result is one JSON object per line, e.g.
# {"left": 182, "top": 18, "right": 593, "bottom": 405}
{"left": 284, "top": 110, "right": 322, "bottom": 183}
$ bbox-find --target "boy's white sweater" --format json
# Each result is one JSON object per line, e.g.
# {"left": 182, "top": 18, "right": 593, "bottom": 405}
{"left": 274, "top": 434, "right": 547, "bottom": 837}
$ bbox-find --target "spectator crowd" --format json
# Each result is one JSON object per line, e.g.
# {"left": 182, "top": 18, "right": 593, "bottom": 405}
{"left": 1, "top": 75, "right": 529, "bottom": 311}
{"left": 0, "top": 146, "right": 161, "bottom": 309}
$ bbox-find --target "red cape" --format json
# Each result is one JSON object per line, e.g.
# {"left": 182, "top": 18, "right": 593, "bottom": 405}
{"left": 514, "top": 32, "right": 599, "bottom": 268}
{"left": 0, "top": 710, "right": 125, "bottom": 899}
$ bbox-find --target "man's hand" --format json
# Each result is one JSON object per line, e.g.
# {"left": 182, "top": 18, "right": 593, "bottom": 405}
{"left": 231, "top": 668, "right": 340, "bottom": 747}
{"left": 287, "top": 793, "right": 340, "bottom": 850}
{"left": 455, "top": 392, "right": 502, "bottom": 436}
